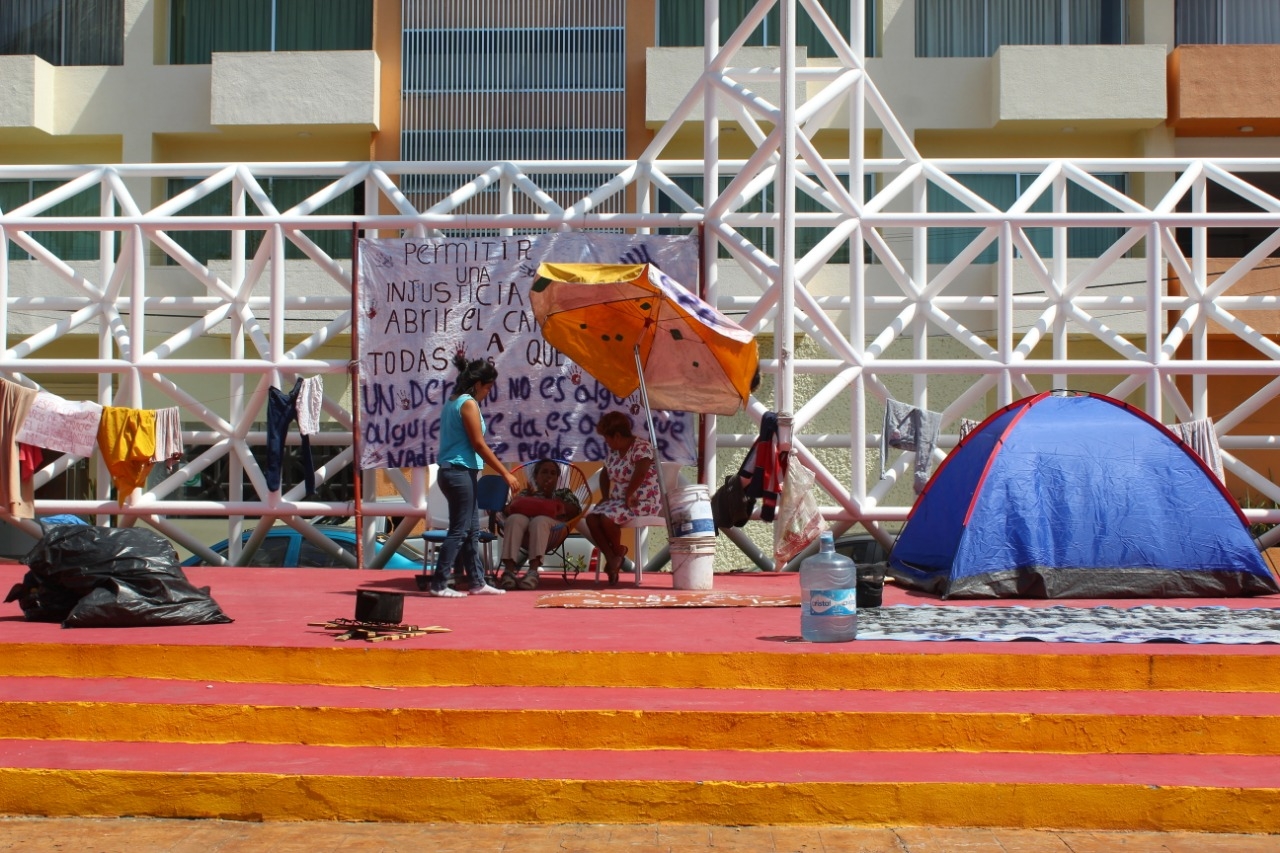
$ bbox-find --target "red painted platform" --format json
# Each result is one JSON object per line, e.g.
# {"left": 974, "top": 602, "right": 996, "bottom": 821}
{"left": 3, "top": 562, "right": 1280, "bottom": 830}
{"left": 3, "top": 563, "right": 1278, "bottom": 656}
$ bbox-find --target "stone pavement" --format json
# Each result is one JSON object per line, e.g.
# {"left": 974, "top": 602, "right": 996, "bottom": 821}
{"left": 0, "top": 818, "right": 1277, "bottom": 853}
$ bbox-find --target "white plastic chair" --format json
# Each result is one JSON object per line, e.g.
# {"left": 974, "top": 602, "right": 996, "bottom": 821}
{"left": 415, "top": 464, "right": 504, "bottom": 590}
{"left": 585, "top": 462, "right": 684, "bottom": 586}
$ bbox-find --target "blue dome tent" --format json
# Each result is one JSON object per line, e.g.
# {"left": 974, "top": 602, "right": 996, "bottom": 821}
{"left": 889, "top": 391, "right": 1280, "bottom": 599}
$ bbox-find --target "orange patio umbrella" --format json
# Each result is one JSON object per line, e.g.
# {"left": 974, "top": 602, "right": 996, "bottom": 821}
{"left": 530, "top": 262, "right": 758, "bottom": 417}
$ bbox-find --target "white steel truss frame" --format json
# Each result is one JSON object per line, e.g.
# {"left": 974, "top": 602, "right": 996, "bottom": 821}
{"left": 3, "top": 0, "right": 1280, "bottom": 565}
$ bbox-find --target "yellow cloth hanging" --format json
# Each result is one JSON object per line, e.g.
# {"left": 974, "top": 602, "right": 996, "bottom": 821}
{"left": 97, "top": 406, "right": 158, "bottom": 502}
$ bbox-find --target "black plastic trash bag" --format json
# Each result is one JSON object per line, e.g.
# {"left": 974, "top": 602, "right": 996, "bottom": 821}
{"left": 4, "top": 568, "right": 80, "bottom": 623}
{"left": 13, "top": 523, "right": 232, "bottom": 628}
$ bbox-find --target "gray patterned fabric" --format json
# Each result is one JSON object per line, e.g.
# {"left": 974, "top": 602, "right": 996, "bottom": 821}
{"left": 857, "top": 604, "right": 1280, "bottom": 643}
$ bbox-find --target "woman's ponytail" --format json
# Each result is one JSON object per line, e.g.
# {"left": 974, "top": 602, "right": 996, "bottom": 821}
{"left": 450, "top": 352, "right": 499, "bottom": 398}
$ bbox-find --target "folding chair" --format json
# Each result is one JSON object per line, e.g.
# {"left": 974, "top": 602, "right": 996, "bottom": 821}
{"left": 414, "top": 471, "right": 509, "bottom": 591}
{"left": 496, "top": 459, "right": 595, "bottom": 589}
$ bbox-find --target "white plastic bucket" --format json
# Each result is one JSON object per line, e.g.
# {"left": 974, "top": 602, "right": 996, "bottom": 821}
{"left": 668, "top": 484, "right": 715, "bottom": 538}
{"left": 670, "top": 536, "right": 716, "bottom": 590}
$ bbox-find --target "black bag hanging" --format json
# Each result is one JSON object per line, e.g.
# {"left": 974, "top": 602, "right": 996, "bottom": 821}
{"left": 712, "top": 473, "right": 755, "bottom": 529}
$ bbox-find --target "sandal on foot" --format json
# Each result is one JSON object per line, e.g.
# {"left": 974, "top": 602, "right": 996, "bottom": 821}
{"left": 606, "top": 546, "right": 628, "bottom": 586}
{"left": 517, "top": 571, "right": 540, "bottom": 590}
{"left": 497, "top": 571, "right": 519, "bottom": 590}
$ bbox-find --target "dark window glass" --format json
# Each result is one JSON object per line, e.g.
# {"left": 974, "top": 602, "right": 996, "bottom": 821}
{"left": 917, "top": 0, "right": 1126, "bottom": 57}
{"left": 0, "top": 179, "right": 103, "bottom": 261}
{"left": 162, "top": 177, "right": 361, "bottom": 264}
{"left": 170, "top": 0, "right": 371, "bottom": 64}
{"left": 248, "top": 536, "right": 292, "bottom": 567}
{"left": 1175, "top": 172, "right": 1280, "bottom": 259}
{"left": 1176, "top": 0, "right": 1280, "bottom": 45}
{"left": 194, "top": 533, "right": 290, "bottom": 566}
{"left": 0, "top": 0, "right": 122, "bottom": 66}
{"left": 178, "top": 432, "right": 354, "bottom": 516}
{"left": 297, "top": 535, "right": 353, "bottom": 568}
{"left": 658, "top": 0, "right": 873, "bottom": 57}
{"left": 658, "top": 174, "right": 873, "bottom": 264}
{"left": 927, "top": 173, "right": 1129, "bottom": 263}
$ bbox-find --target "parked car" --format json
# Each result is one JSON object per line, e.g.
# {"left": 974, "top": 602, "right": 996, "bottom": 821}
{"left": 181, "top": 525, "right": 425, "bottom": 569}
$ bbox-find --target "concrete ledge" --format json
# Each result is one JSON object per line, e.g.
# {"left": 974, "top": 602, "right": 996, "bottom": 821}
{"left": 211, "top": 50, "right": 379, "bottom": 129}
{"left": 1171, "top": 44, "right": 1280, "bottom": 135}
{"left": 0, "top": 55, "right": 55, "bottom": 133}
{"left": 994, "top": 44, "right": 1165, "bottom": 129}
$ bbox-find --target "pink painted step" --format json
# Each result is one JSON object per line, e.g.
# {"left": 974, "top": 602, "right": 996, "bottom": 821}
{"left": 4, "top": 739, "right": 1279, "bottom": 787}
{"left": 3, "top": 676, "right": 1278, "bottom": 717}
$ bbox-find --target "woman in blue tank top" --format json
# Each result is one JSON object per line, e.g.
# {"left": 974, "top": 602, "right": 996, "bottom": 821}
{"left": 429, "top": 353, "right": 519, "bottom": 597}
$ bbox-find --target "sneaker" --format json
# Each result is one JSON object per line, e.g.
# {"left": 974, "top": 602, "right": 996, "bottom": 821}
{"left": 469, "top": 584, "right": 506, "bottom": 596}
{"left": 429, "top": 587, "right": 466, "bottom": 599}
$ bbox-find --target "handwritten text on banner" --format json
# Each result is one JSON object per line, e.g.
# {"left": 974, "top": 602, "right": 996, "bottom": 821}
{"left": 356, "top": 234, "right": 701, "bottom": 470}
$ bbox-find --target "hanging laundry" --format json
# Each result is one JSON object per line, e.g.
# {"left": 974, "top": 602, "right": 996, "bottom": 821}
{"left": 882, "top": 399, "right": 943, "bottom": 495}
{"left": 97, "top": 407, "right": 158, "bottom": 503}
{"left": 150, "top": 407, "right": 184, "bottom": 472}
{"left": 265, "top": 379, "right": 316, "bottom": 496}
{"left": 1172, "top": 417, "right": 1225, "bottom": 483}
{"left": 742, "top": 411, "right": 783, "bottom": 522}
{"left": 0, "top": 379, "right": 39, "bottom": 518}
{"left": 958, "top": 417, "right": 980, "bottom": 443}
{"left": 296, "top": 375, "right": 324, "bottom": 437}
{"left": 18, "top": 444, "right": 43, "bottom": 480}
{"left": 15, "top": 392, "right": 103, "bottom": 458}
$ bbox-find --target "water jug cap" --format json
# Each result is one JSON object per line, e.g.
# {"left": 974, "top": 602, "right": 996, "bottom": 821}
{"left": 819, "top": 529, "right": 834, "bottom": 544}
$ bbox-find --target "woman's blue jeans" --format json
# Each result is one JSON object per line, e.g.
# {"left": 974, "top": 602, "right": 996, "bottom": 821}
{"left": 432, "top": 464, "right": 485, "bottom": 590}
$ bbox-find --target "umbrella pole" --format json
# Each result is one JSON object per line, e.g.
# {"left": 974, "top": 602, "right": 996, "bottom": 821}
{"left": 634, "top": 345, "right": 674, "bottom": 539}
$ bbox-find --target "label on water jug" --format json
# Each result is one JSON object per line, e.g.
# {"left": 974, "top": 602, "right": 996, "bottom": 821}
{"left": 808, "top": 587, "right": 857, "bottom": 616}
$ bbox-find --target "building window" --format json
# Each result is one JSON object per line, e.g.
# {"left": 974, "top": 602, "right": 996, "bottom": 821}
{"left": 1175, "top": 172, "right": 1280, "bottom": 258}
{"left": 400, "top": 0, "right": 627, "bottom": 227}
{"left": 178, "top": 430, "right": 354, "bottom": 513}
{"left": 658, "top": 0, "right": 876, "bottom": 57}
{"left": 0, "top": 180, "right": 103, "bottom": 261}
{"left": 0, "top": 0, "right": 122, "bottom": 65}
{"left": 927, "top": 173, "right": 1128, "bottom": 264}
{"left": 170, "top": 0, "right": 372, "bottom": 65}
{"left": 916, "top": 0, "right": 1125, "bottom": 58}
{"left": 1176, "top": 0, "right": 1280, "bottom": 45}
{"left": 659, "top": 175, "right": 877, "bottom": 265}
{"left": 163, "top": 177, "right": 361, "bottom": 264}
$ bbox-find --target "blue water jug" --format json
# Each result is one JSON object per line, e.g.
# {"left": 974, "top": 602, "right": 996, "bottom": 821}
{"left": 799, "top": 530, "right": 857, "bottom": 642}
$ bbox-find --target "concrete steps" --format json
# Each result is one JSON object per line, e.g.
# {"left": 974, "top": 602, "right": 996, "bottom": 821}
{"left": 6, "top": 640, "right": 1280, "bottom": 691}
{"left": 2, "top": 677, "right": 1279, "bottom": 755}
{"left": 2, "top": 645, "right": 1280, "bottom": 831}
{"left": 3, "top": 738, "right": 1279, "bottom": 829}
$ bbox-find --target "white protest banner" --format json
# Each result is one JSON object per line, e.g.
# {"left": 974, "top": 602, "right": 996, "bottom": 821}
{"left": 356, "top": 233, "right": 701, "bottom": 470}
{"left": 16, "top": 392, "right": 103, "bottom": 458}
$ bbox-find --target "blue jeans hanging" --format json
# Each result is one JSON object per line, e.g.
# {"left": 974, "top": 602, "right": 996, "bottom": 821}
{"left": 265, "top": 379, "right": 316, "bottom": 496}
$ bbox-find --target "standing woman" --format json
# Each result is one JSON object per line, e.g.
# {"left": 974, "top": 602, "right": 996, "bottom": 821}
{"left": 429, "top": 353, "right": 520, "bottom": 598}
{"left": 584, "top": 411, "right": 663, "bottom": 586}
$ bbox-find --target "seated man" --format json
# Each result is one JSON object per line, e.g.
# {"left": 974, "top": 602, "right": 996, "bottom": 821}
{"left": 497, "top": 459, "right": 583, "bottom": 590}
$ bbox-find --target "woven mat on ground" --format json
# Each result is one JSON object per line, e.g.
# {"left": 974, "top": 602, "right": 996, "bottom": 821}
{"left": 535, "top": 593, "right": 1280, "bottom": 643}
{"left": 536, "top": 590, "right": 801, "bottom": 608}
{"left": 858, "top": 604, "right": 1280, "bottom": 644}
